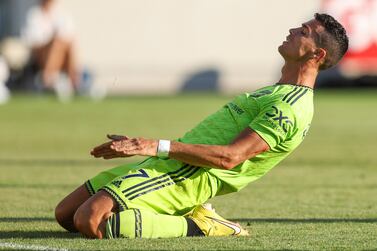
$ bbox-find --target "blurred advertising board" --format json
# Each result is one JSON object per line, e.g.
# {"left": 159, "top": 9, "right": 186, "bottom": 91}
{"left": 322, "top": 0, "right": 377, "bottom": 76}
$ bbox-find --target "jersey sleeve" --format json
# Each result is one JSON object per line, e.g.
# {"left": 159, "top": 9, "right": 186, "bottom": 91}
{"left": 249, "top": 103, "right": 296, "bottom": 149}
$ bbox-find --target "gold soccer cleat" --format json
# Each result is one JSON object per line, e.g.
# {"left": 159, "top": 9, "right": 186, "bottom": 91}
{"left": 188, "top": 203, "right": 249, "bottom": 237}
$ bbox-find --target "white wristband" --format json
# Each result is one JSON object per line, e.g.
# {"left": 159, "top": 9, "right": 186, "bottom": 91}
{"left": 157, "top": 140, "right": 171, "bottom": 157}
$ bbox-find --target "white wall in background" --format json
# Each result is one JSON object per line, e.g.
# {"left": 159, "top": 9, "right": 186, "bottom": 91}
{"left": 60, "top": 0, "right": 319, "bottom": 94}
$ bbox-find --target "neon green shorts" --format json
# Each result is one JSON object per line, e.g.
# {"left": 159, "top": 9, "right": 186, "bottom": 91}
{"left": 85, "top": 157, "right": 221, "bottom": 215}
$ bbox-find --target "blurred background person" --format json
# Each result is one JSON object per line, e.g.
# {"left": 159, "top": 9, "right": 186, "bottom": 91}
{"left": 22, "top": 0, "right": 79, "bottom": 100}
{"left": 0, "top": 54, "right": 10, "bottom": 104}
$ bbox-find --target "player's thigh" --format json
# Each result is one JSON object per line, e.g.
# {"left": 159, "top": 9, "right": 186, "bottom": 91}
{"left": 56, "top": 185, "right": 90, "bottom": 214}
{"left": 102, "top": 162, "right": 220, "bottom": 215}
{"left": 55, "top": 184, "right": 91, "bottom": 232}
{"left": 56, "top": 162, "right": 138, "bottom": 216}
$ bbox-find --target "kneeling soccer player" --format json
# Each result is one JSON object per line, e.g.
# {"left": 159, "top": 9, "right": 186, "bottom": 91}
{"left": 55, "top": 13, "right": 348, "bottom": 239}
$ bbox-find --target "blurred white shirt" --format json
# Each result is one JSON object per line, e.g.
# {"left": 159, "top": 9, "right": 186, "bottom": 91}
{"left": 22, "top": 4, "right": 74, "bottom": 47}
{"left": 0, "top": 56, "right": 10, "bottom": 104}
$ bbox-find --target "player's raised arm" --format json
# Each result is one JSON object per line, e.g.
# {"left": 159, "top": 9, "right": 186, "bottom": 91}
{"left": 90, "top": 127, "right": 269, "bottom": 170}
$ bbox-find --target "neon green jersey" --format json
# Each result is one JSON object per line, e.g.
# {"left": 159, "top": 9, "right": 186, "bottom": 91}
{"left": 178, "top": 83, "right": 314, "bottom": 195}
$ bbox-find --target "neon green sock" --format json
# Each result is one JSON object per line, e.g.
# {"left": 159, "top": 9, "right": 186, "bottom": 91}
{"left": 106, "top": 208, "right": 188, "bottom": 239}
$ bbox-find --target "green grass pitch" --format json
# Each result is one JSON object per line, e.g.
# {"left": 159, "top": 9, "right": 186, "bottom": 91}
{"left": 0, "top": 90, "right": 376, "bottom": 250}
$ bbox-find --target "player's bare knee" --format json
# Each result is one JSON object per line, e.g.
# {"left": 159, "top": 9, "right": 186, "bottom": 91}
{"left": 54, "top": 202, "right": 65, "bottom": 224}
{"left": 54, "top": 203, "right": 75, "bottom": 232}
{"left": 55, "top": 197, "right": 70, "bottom": 217}
{"left": 73, "top": 206, "right": 102, "bottom": 238}
{"left": 73, "top": 207, "right": 91, "bottom": 236}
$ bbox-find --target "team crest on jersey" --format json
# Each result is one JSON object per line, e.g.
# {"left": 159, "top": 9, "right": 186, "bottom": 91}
{"left": 265, "top": 106, "right": 293, "bottom": 133}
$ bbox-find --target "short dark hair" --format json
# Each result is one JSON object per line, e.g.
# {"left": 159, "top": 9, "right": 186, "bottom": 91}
{"left": 314, "top": 13, "right": 349, "bottom": 70}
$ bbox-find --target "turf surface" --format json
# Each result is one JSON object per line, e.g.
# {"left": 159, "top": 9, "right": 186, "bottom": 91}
{"left": 0, "top": 91, "right": 376, "bottom": 250}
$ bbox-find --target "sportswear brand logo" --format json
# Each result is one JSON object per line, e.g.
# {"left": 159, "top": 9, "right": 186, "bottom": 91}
{"left": 111, "top": 180, "right": 122, "bottom": 188}
{"left": 282, "top": 87, "right": 309, "bottom": 105}
{"left": 229, "top": 102, "right": 244, "bottom": 115}
{"left": 265, "top": 106, "right": 293, "bottom": 133}
{"left": 302, "top": 123, "right": 311, "bottom": 139}
{"left": 205, "top": 216, "right": 241, "bottom": 235}
{"left": 250, "top": 89, "right": 272, "bottom": 98}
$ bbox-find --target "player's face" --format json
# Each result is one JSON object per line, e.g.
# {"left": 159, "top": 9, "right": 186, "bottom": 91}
{"left": 278, "top": 19, "right": 324, "bottom": 62}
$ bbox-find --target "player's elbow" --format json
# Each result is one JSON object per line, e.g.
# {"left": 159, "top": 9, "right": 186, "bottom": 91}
{"left": 219, "top": 146, "right": 267, "bottom": 170}
{"left": 219, "top": 152, "right": 243, "bottom": 170}
{"left": 220, "top": 161, "right": 238, "bottom": 170}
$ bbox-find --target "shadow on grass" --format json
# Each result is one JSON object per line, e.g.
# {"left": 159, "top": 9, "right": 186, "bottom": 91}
{"left": 230, "top": 218, "right": 377, "bottom": 223}
{"left": 0, "top": 217, "right": 55, "bottom": 222}
{"left": 0, "top": 217, "right": 82, "bottom": 239}
{"left": 3, "top": 217, "right": 376, "bottom": 224}
{"left": 0, "top": 231, "right": 81, "bottom": 239}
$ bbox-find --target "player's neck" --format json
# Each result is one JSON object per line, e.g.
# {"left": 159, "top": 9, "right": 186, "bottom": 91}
{"left": 278, "top": 62, "right": 318, "bottom": 89}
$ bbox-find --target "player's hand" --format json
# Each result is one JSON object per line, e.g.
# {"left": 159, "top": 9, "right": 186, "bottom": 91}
{"left": 90, "top": 134, "right": 158, "bottom": 159}
{"left": 107, "top": 134, "right": 129, "bottom": 141}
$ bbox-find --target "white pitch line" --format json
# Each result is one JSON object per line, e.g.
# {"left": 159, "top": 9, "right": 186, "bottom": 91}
{"left": 0, "top": 242, "right": 69, "bottom": 251}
